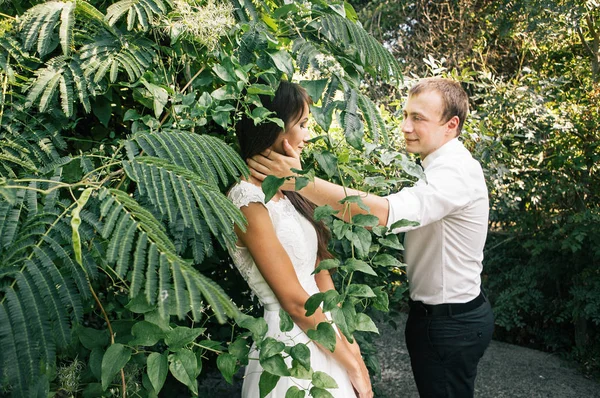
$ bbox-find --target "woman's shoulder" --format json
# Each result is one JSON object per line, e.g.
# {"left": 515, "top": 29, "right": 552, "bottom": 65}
{"left": 227, "top": 180, "right": 265, "bottom": 209}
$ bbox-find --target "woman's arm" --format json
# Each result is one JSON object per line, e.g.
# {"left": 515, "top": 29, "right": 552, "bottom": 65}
{"left": 235, "top": 203, "right": 372, "bottom": 397}
{"left": 314, "top": 260, "right": 371, "bottom": 388}
{"left": 314, "top": 265, "right": 335, "bottom": 293}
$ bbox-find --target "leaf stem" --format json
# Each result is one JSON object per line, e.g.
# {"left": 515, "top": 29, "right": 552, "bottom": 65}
{"left": 81, "top": 161, "right": 122, "bottom": 181}
{"left": 88, "top": 281, "right": 127, "bottom": 398}
{"left": 193, "top": 341, "right": 224, "bottom": 354}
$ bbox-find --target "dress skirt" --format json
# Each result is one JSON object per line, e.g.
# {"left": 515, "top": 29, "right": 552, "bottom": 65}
{"left": 241, "top": 307, "right": 357, "bottom": 398}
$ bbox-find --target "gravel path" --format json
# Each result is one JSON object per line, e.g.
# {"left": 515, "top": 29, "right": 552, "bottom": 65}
{"left": 373, "top": 312, "right": 600, "bottom": 398}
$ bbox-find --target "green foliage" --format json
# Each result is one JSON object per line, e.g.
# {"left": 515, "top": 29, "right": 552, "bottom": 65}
{"left": 347, "top": 0, "right": 600, "bottom": 378}
{"left": 472, "top": 68, "right": 600, "bottom": 374}
{"left": 106, "top": 0, "right": 171, "bottom": 31}
{"left": 19, "top": 1, "right": 76, "bottom": 57}
{"left": 79, "top": 32, "right": 156, "bottom": 84}
{"left": 0, "top": 0, "right": 408, "bottom": 396}
{"left": 25, "top": 55, "right": 91, "bottom": 116}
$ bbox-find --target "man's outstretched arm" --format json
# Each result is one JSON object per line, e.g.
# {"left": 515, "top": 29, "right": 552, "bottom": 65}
{"left": 247, "top": 139, "right": 390, "bottom": 225}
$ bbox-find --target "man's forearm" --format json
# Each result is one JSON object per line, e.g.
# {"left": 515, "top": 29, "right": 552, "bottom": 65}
{"left": 298, "top": 177, "right": 389, "bottom": 225}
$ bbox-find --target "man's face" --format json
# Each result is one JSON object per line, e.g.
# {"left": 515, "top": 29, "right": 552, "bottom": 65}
{"left": 401, "top": 90, "right": 456, "bottom": 159}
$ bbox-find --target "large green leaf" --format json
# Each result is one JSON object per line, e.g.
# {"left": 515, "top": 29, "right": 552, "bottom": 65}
{"left": 168, "top": 349, "right": 200, "bottom": 395}
{"left": 259, "top": 371, "right": 280, "bottom": 398}
{"left": 216, "top": 353, "right": 238, "bottom": 384}
{"left": 147, "top": 352, "right": 168, "bottom": 393}
{"left": 101, "top": 343, "right": 132, "bottom": 390}
{"left": 306, "top": 322, "right": 336, "bottom": 353}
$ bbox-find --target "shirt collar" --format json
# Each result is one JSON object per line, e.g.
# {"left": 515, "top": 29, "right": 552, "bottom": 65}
{"left": 421, "top": 138, "right": 463, "bottom": 169}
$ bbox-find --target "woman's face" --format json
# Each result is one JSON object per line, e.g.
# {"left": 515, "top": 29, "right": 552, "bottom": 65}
{"left": 273, "top": 103, "right": 310, "bottom": 155}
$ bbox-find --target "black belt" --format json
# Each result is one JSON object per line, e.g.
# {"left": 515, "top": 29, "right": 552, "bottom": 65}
{"left": 409, "top": 292, "right": 486, "bottom": 317}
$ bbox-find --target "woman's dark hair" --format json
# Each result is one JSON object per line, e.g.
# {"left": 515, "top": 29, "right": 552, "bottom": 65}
{"left": 236, "top": 81, "right": 333, "bottom": 261}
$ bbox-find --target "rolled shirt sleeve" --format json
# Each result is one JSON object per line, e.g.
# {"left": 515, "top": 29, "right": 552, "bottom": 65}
{"left": 385, "top": 162, "right": 472, "bottom": 233}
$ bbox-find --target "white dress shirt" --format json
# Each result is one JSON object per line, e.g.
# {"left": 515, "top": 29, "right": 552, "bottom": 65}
{"left": 385, "top": 138, "right": 489, "bottom": 305}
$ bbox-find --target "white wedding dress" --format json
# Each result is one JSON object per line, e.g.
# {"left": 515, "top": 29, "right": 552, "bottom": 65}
{"left": 227, "top": 181, "right": 357, "bottom": 398}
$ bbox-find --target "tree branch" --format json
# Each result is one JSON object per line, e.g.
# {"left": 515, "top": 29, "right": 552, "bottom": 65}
{"left": 577, "top": 26, "right": 593, "bottom": 57}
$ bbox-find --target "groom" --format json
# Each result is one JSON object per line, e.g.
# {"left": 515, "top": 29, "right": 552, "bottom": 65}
{"left": 247, "top": 77, "right": 494, "bottom": 397}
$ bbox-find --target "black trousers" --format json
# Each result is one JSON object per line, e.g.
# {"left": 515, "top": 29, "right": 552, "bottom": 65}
{"left": 405, "top": 298, "right": 494, "bottom": 397}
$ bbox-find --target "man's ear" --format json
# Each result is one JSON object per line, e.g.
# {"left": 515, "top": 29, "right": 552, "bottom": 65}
{"left": 446, "top": 116, "right": 460, "bottom": 136}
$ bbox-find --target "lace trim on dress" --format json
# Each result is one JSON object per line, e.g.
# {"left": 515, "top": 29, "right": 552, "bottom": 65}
{"left": 228, "top": 181, "right": 265, "bottom": 209}
{"left": 228, "top": 248, "right": 252, "bottom": 280}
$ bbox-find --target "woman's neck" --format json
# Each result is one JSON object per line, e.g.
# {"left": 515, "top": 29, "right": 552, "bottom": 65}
{"left": 243, "top": 176, "right": 285, "bottom": 200}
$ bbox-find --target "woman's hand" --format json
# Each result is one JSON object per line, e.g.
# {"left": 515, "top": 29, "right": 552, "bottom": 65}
{"left": 247, "top": 139, "right": 301, "bottom": 190}
{"left": 348, "top": 364, "right": 374, "bottom": 398}
{"left": 343, "top": 335, "right": 372, "bottom": 397}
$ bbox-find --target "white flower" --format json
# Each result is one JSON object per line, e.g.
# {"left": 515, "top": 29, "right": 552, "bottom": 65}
{"left": 164, "top": 0, "right": 235, "bottom": 50}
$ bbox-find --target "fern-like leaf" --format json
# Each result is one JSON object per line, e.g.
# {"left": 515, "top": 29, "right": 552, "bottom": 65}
{"left": 19, "top": 1, "right": 76, "bottom": 57}
{"left": 357, "top": 92, "right": 388, "bottom": 145}
{"left": 0, "top": 304, "right": 27, "bottom": 395}
{"left": 228, "top": 0, "right": 258, "bottom": 23}
{"left": 174, "top": 220, "right": 213, "bottom": 263}
{"left": 313, "top": 14, "right": 402, "bottom": 82}
{"left": 74, "top": 0, "right": 106, "bottom": 23}
{"left": 80, "top": 32, "right": 156, "bottom": 83}
{"left": 0, "top": 195, "right": 90, "bottom": 397}
{"left": 97, "top": 188, "right": 240, "bottom": 322}
{"left": 236, "top": 20, "right": 268, "bottom": 64}
{"left": 24, "top": 55, "right": 91, "bottom": 116}
{"left": 123, "top": 156, "right": 245, "bottom": 248}
{"left": 341, "top": 88, "right": 364, "bottom": 149}
{"left": 0, "top": 151, "right": 37, "bottom": 173}
{"left": 129, "top": 130, "right": 249, "bottom": 187}
{"left": 106, "top": 0, "right": 171, "bottom": 31}
{"left": 0, "top": 189, "right": 25, "bottom": 251}
{"left": 0, "top": 111, "right": 71, "bottom": 175}
{"left": 0, "top": 36, "right": 29, "bottom": 76}
{"left": 293, "top": 39, "right": 321, "bottom": 75}
{"left": 59, "top": 1, "right": 76, "bottom": 56}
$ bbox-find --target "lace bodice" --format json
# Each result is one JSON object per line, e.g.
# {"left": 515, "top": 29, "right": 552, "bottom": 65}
{"left": 227, "top": 181, "right": 320, "bottom": 310}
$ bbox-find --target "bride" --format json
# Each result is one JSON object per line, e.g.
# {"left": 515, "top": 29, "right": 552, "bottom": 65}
{"left": 227, "top": 80, "right": 373, "bottom": 398}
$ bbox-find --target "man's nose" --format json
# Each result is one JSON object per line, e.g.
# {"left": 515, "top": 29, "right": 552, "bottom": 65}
{"left": 401, "top": 119, "right": 412, "bottom": 133}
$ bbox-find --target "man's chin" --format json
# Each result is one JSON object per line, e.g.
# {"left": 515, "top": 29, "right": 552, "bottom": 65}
{"left": 405, "top": 144, "right": 419, "bottom": 154}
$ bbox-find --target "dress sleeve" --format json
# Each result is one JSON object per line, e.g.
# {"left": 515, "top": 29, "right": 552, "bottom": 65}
{"left": 228, "top": 182, "right": 266, "bottom": 209}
